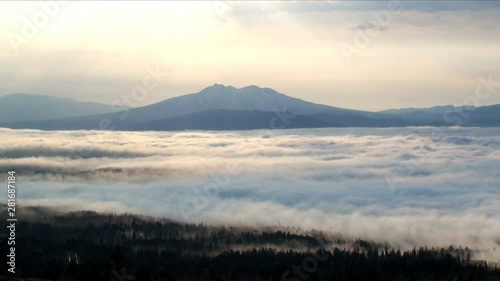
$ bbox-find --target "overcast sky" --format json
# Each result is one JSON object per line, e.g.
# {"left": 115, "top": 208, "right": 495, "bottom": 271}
{"left": 1, "top": 1, "right": 500, "bottom": 111}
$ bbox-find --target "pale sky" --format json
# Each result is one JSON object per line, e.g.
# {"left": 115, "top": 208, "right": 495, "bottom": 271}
{"left": 1, "top": 1, "right": 500, "bottom": 111}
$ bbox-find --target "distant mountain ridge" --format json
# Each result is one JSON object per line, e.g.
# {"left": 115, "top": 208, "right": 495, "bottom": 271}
{"left": 1, "top": 85, "right": 499, "bottom": 130}
{"left": 0, "top": 93, "right": 124, "bottom": 123}
{"left": 108, "top": 83, "right": 371, "bottom": 124}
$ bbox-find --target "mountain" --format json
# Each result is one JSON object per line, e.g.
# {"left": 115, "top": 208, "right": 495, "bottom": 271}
{"left": 1, "top": 85, "right": 499, "bottom": 130}
{"left": 136, "top": 109, "right": 331, "bottom": 131}
{"left": 109, "top": 83, "right": 372, "bottom": 124}
{"left": 466, "top": 104, "right": 500, "bottom": 126}
{"left": 0, "top": 93, "right": 123, "bottom": 123}
{"left": 380, "top": 104, "right": 500, "bottom": 126}
{"left": 379, "top": 105, "right": 476, "bottom": 115}
{"left": 378, "top": 105, "right": 477, "bottom": 123}
{"left": 308, "top": 113, "right": 409, "bottom": 127}
{"left": 1, "top": 84, "right": 374, "bottom": 130}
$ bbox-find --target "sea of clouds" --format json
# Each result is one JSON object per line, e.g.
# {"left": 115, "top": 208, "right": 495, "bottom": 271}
{"left": 0, "top": 127, "right": 499, "bottom": 260}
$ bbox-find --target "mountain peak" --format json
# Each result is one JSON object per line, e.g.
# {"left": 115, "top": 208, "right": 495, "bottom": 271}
{"left": 241, "top": 85, "right": 261, "bottom": 90}
{"left": 3, "top": 92, "right": 56, "bottom": 98}
{"left": 212, "top": 83, "right": 225, "bottom": 88}
{"left": 200, "top": 83, "right": 235, "bottom": 94}
{"left": 199, "top": 84, "right": 280, "bottom": 97}
{"left": 0, "top": 93, "right": 120, "bottom": 123}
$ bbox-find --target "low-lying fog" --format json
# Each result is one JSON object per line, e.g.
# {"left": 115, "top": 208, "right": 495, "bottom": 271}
{"left": 1, "top": 127, "right": 499, "bottom": 260}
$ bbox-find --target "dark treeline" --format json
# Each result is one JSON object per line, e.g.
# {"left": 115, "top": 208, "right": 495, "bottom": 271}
{"left": 1, "top": 207, "right": 499, "bottom": 281}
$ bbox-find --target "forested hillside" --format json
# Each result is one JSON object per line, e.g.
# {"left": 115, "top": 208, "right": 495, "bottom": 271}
{"left": 1, "top": 206, "right": 498, "bottom": 281}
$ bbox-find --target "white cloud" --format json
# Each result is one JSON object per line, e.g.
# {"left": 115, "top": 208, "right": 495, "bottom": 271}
{"left": 0, "top": 127, "right": 499, "bottom": 260}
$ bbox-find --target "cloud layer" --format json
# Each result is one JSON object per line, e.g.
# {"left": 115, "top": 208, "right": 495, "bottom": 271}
{"left": 0, "top": 127, "right": 499, "bottom": 261}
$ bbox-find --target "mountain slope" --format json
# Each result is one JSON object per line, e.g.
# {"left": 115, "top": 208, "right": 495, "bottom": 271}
{"left": 1, "top": 84, "right": 374, "bottom": 130}
{"left": 0, "top": 93, "right": 122, "bottom": 123}
{"left": 136, "top": 109, "right": 331, "bottom": 131}
{"left": 466, "top": 104, "right": 500, "bottom": 126}
{"left": 379, "top": 105, "right": 476, "bottom": 115}
{"left": 380, "top": 104, "right": 500, "bottom": 126}
{"left": 118, "top": 83, "right": 373, "bottom": 124}
{"left": 308, "top": 113, "right": 410, "bottom": 127}
{"left": 1, "top": 85, "right": 499, "bottom": 130}
{"left": 378, "top": 105, "right": 478, "bottom": 123}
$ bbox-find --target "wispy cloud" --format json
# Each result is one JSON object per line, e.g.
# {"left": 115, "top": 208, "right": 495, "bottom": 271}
{"left": 348, "top": 23, "right": 387, "bottom": 32}
{"left": 280, "top": 1, "right": 500, "bottom": 13}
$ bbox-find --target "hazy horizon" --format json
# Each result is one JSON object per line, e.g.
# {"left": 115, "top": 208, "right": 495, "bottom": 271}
{"left": 3, "top": 82, "right": 499, "bottom": 112}
{"left": 2, "top": 1, "right": 500, "bottom": 111}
